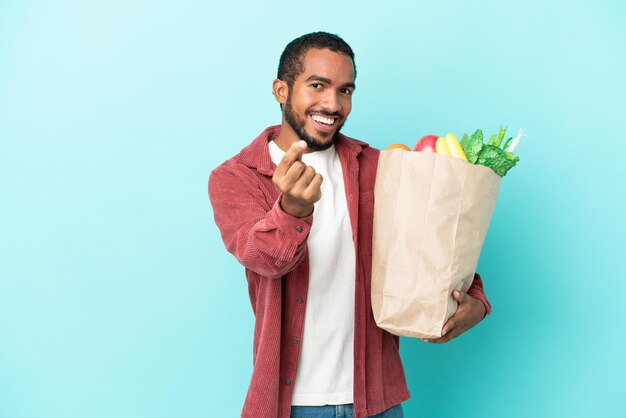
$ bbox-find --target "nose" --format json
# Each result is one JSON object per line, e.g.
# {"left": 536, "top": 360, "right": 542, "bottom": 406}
{"left": 322, "top": 91, "right": 341, "bottom": 114}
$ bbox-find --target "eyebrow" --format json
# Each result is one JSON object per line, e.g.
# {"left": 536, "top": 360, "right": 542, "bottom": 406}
{"left": 305, "top": 75, "right": 356, "bottom": 89}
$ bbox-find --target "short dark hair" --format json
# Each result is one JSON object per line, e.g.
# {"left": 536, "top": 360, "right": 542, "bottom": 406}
{"left": 277, "top": 31, "right": 356, "bottom": 87}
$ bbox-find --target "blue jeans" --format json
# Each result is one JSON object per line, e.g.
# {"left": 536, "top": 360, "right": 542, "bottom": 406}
{"left": 290, "top": 403, "right": 403, "bottom": 418}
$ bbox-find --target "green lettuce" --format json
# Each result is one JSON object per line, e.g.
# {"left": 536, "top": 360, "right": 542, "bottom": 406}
{"left": 476, "top": 145, "right": 518, "bottom": 177}
{"left": 461, "top": 126, "right": 522, "bottom": 177}
{"left": 464, "top": 129, "right": 484, "bottom": 164}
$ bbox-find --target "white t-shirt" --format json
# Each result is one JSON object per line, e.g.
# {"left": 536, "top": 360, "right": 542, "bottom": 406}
{"left": 268, "top": 140, "right": 356, "bottom": 406}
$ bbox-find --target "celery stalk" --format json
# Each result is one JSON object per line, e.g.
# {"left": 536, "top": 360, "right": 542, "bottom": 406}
{"left": 494, "top": 126, "right": 507, "bottom": 147}
{"left": 506, "top": 129, "right": 524, "bottom": 153}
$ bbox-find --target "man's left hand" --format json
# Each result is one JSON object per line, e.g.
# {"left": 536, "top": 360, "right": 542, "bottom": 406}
{"left": 422, "top": 290, "right": 486, "bottom": 344}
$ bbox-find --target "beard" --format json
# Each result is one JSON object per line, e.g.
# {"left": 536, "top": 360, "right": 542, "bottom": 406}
{"left": 283, "top": 95, "right": 345, "bottom": 152}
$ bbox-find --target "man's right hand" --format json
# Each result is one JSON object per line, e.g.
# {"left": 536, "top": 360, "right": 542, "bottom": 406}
{"left": 272, "top": 140, "right": 323, "bottom": 218}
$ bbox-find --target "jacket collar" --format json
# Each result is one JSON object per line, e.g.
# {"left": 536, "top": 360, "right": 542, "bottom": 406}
{"left": 236, "top": 125, "right": 369, "bottom": 176}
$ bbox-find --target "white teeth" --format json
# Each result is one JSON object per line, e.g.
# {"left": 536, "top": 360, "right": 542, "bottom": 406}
{"left": 312, "top": 115, "right": 335, "bottom": 125}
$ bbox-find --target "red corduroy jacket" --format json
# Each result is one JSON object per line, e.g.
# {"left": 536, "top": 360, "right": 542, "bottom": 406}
{"left": 208, "top": 126, "right": 491, "bottom": 418}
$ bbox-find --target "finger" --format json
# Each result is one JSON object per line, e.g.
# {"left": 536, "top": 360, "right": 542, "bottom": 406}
{"left": 439, "top": 309, "right": 466, "bottom": 341}
{"left": 302, "top": 173, "right": 323, "bottom": 201}
{"left": 422, "top": 325, "right": 450, "bottom": 344}
{"left": 429, "top": 324, "right": 463, "bottom": 343}
{"left": 440, "top": 309, "right": 459, "bottom": 337}
{"left": 300, "top": 165, "right": 317, "bottom": 185}
{"left": 423, "top": 336, "right": 447, "bottom": 344}
{"left": 275, "top": 140, "right": 307, "bottom": 177}
{"left": 438, "top": 329, "right": 459, "bottom": 343}
{"left": 453, "top": 290, "right": 467, "bottom": 303}
{"left": 282, "top": 160, "right": 307, "bottom": 186}
{"left": 290, "top": 166, "right": 317, "bottom": 195}
{"left": 441, "top": 321, "right": 457, "bottom": 338}
{"left": 420, "top": 337, "right": 442, "bottom": 344}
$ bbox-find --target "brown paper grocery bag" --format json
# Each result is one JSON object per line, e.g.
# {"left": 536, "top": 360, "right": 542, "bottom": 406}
{"left": 371, "top": 150, "right": 501, "bottom": 339}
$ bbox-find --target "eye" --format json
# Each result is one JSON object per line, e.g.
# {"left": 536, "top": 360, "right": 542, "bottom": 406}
{"left": 311, "top": 83, "right": 322, "bottom": 89}
{"left": 341, "top": 88, "right": 353, "bottom": 95}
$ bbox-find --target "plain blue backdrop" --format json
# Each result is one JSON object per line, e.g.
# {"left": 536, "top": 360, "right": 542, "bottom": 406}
{"left": 1, "top": 1, "right": 625, "bottom": 417}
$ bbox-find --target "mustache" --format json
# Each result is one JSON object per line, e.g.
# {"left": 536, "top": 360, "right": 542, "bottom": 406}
{"left": 306, "top": 109, "right": 342, "bottom": 118}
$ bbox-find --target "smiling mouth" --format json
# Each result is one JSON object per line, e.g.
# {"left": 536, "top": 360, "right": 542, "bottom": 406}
{"left": 310, "top": 114, "right": 337, "bottom": 126}
{"left": 309, "top": 114, "right": 340, "bottom": 134}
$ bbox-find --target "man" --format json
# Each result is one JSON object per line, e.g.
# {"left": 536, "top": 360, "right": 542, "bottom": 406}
{"left": 208, "top": 32, "right": 490, "bottom": 418}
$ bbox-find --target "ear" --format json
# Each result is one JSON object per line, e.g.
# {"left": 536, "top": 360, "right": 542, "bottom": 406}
{"left": 272, "top": 79, "right": 288, "bottom": 106}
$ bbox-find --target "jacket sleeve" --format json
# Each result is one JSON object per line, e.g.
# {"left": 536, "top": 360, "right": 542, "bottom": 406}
{"left": 208, "top": 165, "right": 312, "bottom": 279}
{"left": 467, "top": 273, "right": 492, "bottom": 316}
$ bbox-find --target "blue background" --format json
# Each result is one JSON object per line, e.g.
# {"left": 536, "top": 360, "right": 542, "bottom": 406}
{"left": 1, "top": 1, "right": 625, "bottom": 417}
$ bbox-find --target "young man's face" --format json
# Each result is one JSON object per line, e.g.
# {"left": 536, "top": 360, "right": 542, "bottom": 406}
{"left": 282, "top": 48, "right": 355, "bottom": 151}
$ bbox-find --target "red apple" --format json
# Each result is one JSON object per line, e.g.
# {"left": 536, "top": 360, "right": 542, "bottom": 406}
{"left": 414, "top": 135, "right": 439, "bottom": 152}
